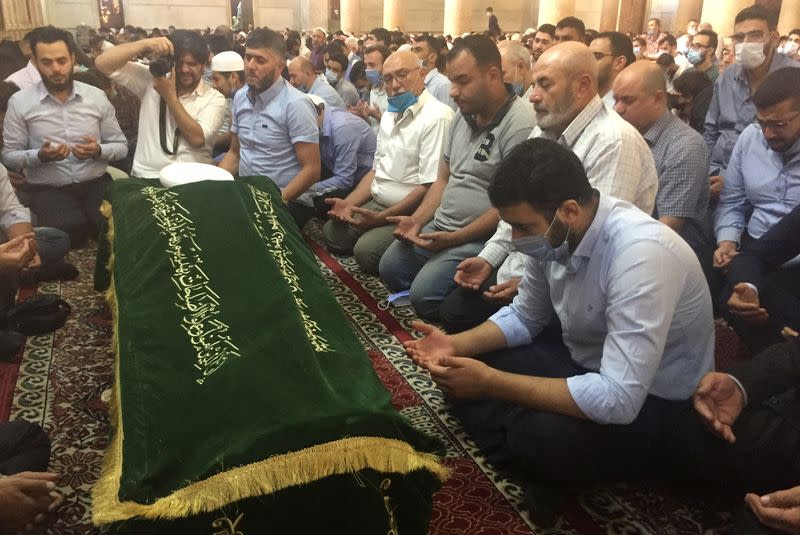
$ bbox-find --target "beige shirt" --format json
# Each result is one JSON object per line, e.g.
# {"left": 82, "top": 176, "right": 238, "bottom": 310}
{"left": 370, "top": 90, "right": 453, "bottom": 207}
{"left": 110, "top": 61, "right": 226, "bottom": 178}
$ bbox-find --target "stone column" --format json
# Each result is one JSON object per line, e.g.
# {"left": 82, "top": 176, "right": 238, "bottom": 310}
{"left": 340, "top": 0, "right": 360, "bottom": 34}
{"left": 444, "top": 0, "right": 472, "bottom": 37}
{"left": 537, "top": 0, "right": 575, "bottom": 26}
{"left": 599, "top": 0, "right": 619, "bottom": 31}
{"left": 701, "top": 0, "right": 752, "bottom": 38}
{"left": 383, "top": 0, "right": 405, "bottom": 31}
{"left": 779, "top": 0, "right": 800, "bottom": 35}
{"left": 675, "top": 0, "right": 703, "bottom": 33}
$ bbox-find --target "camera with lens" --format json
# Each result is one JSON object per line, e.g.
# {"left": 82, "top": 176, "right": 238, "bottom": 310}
{"left": 149, "top": 55, "right": 175, "bottom": 77}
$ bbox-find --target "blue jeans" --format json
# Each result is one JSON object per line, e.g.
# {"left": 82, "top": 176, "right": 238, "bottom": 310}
{"left": 34, "top": 227, "right": 70, "bottom": 267}
{"left": 378, "top": 222, "right": 485, "bottom": 320}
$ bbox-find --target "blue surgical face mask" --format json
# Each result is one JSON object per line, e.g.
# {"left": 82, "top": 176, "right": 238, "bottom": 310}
{"left": 512, "top": 69, "right": 524, "bottom": 96}
{"left": 387, "top": 90, "right": 418, "bottom": 113}
{"left": 633, "top": 46, "right": 641, "bottom": 56}
{"left": 358, "top": 87, "right": 369, "bottom": 101}
{"left": 324, "top": 68, "right": 339, "bottom": 86}
{"left": 511, "top": 210, "right": 570, "bottom": 264}
{"left": 687, "top": 48, "right": 704, "bottom": 65}
{"left": 365, "top": 68, "right": 381, "bottom": 85}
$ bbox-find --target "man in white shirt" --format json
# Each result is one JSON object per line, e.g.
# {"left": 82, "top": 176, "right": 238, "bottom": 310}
{"left": 441, "top": 42, "right": 658, "bottom": 332}
{"left": 95, "top": 30, "right": 227, "bottom": 178}
{"left": 322, "top": 50, "right": 453, "bottom": 274}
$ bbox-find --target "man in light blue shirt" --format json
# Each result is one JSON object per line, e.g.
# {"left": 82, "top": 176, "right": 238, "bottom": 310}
{"left": 287, "top": 56, "right": 345, "bottom": 109}
{"left": 408, "top": 139, "right": 713, "bottom": 496}
{"left": 1, "top": 26, "right": 127, "bottom": 247}
{"left": 704, "top": 5, "right": 799, "bottom": 190}
{"left": 288, "top": 96, "right": 376, "bottom": 227}
{"left": 412, "top": 35, "right": 457, "bottom": 110}
{"left": 220, "top": 29, "right": 320, "bottom": 203}
{"left": 714, "top": 67, "right": 800, "bottom": 352}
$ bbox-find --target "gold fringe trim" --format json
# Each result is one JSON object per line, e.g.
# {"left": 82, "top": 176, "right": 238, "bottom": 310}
{"left": 92, "top": 200, "right": 449, "bottom": 526}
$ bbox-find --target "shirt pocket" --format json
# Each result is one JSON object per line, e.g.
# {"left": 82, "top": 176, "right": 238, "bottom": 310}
{"left": 385, "top": 146, "right": 419, "bottom": 182}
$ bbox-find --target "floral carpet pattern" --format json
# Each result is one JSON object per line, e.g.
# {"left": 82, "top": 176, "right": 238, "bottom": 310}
{"left": 0, "top": 225, "right": 742, "bottom": 534}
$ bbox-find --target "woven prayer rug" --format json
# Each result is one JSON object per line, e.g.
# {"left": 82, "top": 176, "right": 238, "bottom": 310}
{"left": 0, "top": 225, "right": 742, "bottom": 534}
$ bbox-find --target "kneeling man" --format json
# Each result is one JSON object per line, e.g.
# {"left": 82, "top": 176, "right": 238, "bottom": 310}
{"left": 408, "top": 139, "right": 714, "bottom": 493}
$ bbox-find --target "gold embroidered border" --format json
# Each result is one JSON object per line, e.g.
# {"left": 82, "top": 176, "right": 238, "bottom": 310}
{"left": 247, "top": 185, "right": 332, "bottom": 353}
{"left": 141, "top": 186, "right": 241, "bottom": 385}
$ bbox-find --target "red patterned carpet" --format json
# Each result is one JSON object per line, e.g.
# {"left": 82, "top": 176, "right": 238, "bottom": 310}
{"left": 0, "top": 225, "right": 746, "bottom": 534}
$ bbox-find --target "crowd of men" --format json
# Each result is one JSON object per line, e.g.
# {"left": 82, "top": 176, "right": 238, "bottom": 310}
{"left": 0, "top": 4, "right": 799, "bottom": 533}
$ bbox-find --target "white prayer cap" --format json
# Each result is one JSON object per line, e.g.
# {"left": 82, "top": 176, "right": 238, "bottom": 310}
{"left": 211, "top": 51, "right": 244, "bottom": 73}
{"left": 397, "top": 44, "right": 412, "bottom": 52}
{"left": 524, "top": 27, "right": 536, "bottom": 36}
{"left": 159, "top": 162, "right": 234, "bottom": 188}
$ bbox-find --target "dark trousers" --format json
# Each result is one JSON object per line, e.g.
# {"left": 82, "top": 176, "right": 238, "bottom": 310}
{"left": 26, "top": 174, "right": 111, "bottom": 248}
{"left": 439, "top": 271, "right": 502, "bottom": 333}
{"left": 450, "top": 340, "right": 688, "bottom": 486}
{"left": 0, "top": 421, "right": 50, "bottom": 474}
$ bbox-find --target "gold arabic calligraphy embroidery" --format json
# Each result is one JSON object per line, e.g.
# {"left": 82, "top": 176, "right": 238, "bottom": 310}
{"left": 142, "top": 186, "right": 242, "bottom": 385}
{"left": 248, "top": 185, "right": 332, "bottom": 353}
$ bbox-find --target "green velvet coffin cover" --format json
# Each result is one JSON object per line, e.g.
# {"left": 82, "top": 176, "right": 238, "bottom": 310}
{"left": 92, "top": 177, "right": 446, "bottom": 534}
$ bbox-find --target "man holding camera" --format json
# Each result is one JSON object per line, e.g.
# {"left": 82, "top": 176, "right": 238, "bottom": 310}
{"left": 95, "top": 30, "right": 226, "bottom": 178}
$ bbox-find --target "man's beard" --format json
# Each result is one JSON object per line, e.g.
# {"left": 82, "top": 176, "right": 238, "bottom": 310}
{"left": 248, "top": 70, "right": 277, "bottom": 94}
{"left": 534, "top": 88, "right": 576, "bottom": 131}
{"left": 42, "top": 72, "right": 72, "bottom": 93}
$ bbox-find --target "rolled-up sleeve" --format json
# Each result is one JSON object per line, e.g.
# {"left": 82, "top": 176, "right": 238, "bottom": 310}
{"left": 196, "top": 90, "right": 227, "bottom": 144}
{"left": 566, "top": 240, "right": 682, "bottom": 425}
{"left": 416, "top": 111, "right": 451, "bottom": 184}
{"left": 489, "top": 256, "right": 553, "bottom": 347}
{"left": 287, "top": 98, "right": 320, "bottom": 145}
{"left": 0, "top": 165, "right": 31, "bottom": 230}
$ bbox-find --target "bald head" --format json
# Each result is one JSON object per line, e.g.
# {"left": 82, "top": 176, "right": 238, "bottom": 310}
{"left": 536, "top": 42, "right": 597, "bottom": 87}
{"left": 612, "top": 60, "right": 668, "bottom": 133}
{"left": 288, "top": 55, "right": 317, "bottom": 89}
{"left": 529, "top": 41, "right": 599, "bottom": 134}
{"left": 616, "top": 60, "right": 666, "bottom": 94}
{"left": 382, "top": 50, "right": 425, "bottom": 97}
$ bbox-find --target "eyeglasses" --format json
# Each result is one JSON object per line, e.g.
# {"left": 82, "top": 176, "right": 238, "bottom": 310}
{"left": 689, "top": 43, "right": 710, "bottom": 51}
{"left": 382, "top": 67, "right": 419, "bottom": 85}
{"left": 731, "top": 30, "right": 767, "bottom": 44}
{"left": 753, "top": 111, "right": 800, "bottom": 131}
{"left": 592, "top": 52, "right": 613, "bottom": 60}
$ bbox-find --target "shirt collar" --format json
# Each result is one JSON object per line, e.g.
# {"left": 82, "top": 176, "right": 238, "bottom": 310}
{"left": 247, "top": 76, "right": 285, "bottom": 104}
{"left": 555, "top": 94, "right": 604, "bottom": 147}
{"left": 571, "top": 190, "right": 609, "bottom": 261}
{"left": 643, "top": 110, "right": 673, "bottom": 146}
{"left": 463, "top": 84, "right": 517, "bottom": 133}
{"left": 395, "top": 89, "right": 430, "bottom": 122}
{"left": 424, "top": 68, "right": 439, "bottom": 85}
{"left": 36, "top": 79, "right": 80, "bottom": 103}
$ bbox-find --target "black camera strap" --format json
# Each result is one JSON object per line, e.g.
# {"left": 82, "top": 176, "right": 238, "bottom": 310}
{"left": 159, "top": 96, "right": 181, "bottom": 155}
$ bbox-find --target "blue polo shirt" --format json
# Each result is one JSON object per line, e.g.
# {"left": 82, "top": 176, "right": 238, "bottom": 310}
{"left": 231, "top": 77, "right": 319, "bottom": 187}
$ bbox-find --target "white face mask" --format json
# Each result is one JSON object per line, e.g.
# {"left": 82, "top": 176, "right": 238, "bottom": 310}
{"left": 784, "top": 41, "right": 800, "bottom": 56}
{"left": 735, "top": 41, "right": 767, "bottom": 70}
